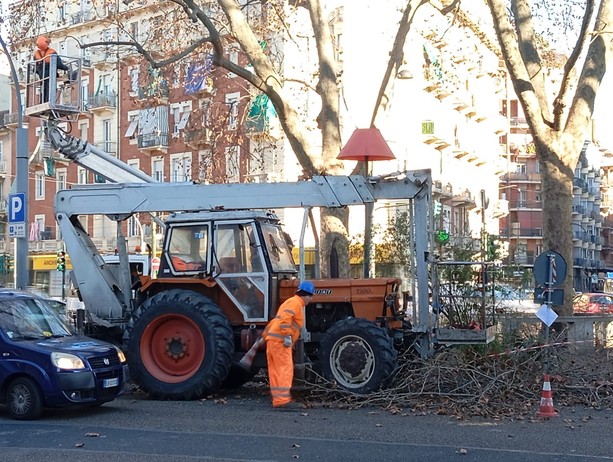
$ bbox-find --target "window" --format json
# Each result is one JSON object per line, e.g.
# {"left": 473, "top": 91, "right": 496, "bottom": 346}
{"left": 125, "top": 113, "right": 139, "bottom": 139}
{"left": 170, "top": 153, "right": 192, "bottom": 182}
{"left": 225, "top": 93, "right": 239, "bottom": 130}
{"left": 35, "top": 172, "right": 45, "bottom": 200}
{"left": 128, "top": 215, "right": 140, "bottom": 238}
{"left": 81, "top": 79, "right": 89, "bottom": 110}
{"left": 225, "top": 146, "right": 240, "bottom": 182}
{"left": 56, "top": 169, "right": 67, "bottom": 192}
{"left": 58, "top": 2, "right": 67, "bottom": 21}
{"left": 516, "top": 163, "right": 527, "bottom": 174}
{"left": 171, "top": 102, "right": 192, "bottom": 134}
{"left": 79, "top": 122, "right": 88, "bottom": 140}
{"left": 534, "top": 161, "right": 540, "bottom": 173}
{"left": 129, "top": 68, "right": 139, "bottom": 94}
{"left": 199, "top": 150, "right": 212, "bottom": 182}
{"left": 228, "top": 47, "right": 239, "bottom": 78}
{"left": 129, "top": 21, "right": 139, "bottom": 41}
{"left": 77, "top": 167, "right": 87, "bottom": 185}
{"left": 102, "top": 119, "right": 113, "bottom": 152}
{"left": 152, "top": 158, "right": 164, "bottom": 182}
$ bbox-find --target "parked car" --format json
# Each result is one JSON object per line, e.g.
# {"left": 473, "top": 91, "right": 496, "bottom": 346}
{"left": 573, "top": 292, "right": 613, "bottom": 315}
{"left": 0, "top": 289, "right": 129, "bottom": 420}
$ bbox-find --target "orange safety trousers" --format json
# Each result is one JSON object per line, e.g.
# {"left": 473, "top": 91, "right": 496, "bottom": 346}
{"left": 266, "top": 339, "right": 294, "bottom": 407}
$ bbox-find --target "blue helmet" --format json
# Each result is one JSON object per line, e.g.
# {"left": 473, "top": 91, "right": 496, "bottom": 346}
{"left": 297, "top": 280, "right": 315, "bottom": 295}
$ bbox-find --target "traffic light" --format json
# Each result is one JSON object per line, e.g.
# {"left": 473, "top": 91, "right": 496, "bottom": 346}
{"left": 433, "top": 200, "right": 442, "bottom": 216}
{"left": 57, "top": 250, "right": 66, "bottom": 272}
{"left": 435, "top": 229, "right": 450, "bottom": 245}
{"left": 5, "top": 255, "right": 13, "bottom": 274}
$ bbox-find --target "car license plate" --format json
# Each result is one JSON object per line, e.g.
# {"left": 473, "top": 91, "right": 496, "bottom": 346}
{"left": 103, "top": 377, "right": 119, "bottom": 388}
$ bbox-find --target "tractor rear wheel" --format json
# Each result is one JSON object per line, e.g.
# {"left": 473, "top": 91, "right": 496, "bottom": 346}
{"left": 319, "top": 317, "right": 397, "bottom": 394}
{"left": 126, "top": 289, "right": 234, "bottom": 400}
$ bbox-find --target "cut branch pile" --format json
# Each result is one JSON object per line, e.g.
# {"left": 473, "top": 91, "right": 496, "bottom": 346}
{"left": 298, "top": 339, "right": 613, "bottom": 419}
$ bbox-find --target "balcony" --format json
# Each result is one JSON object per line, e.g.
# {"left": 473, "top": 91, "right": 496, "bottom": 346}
{"left": 452, "top": 189, "right": 476, "bottom": 209}
{"left": 500, "top": 228, "right": 542, "bottom": 238}
{"left": 138, "top": 132, "right": 169, "bottom": 154}
{"left": 89, "top": 93, "right": 117, "bottom": 114}
{"left": 184, "top": 128, "right": 213, "bottom": 150}
{"left": 70, "top": 10, "right": 95, "bottom": 25}
{"left": 508, "top": 200, "right": 542, "bottom": 210}
{"left": 572, "top": 204, "right": 586, "bottom": 215}
{"left": 3, "top": 112, "right": 28, "bottom": 129}
{"left": 432, "top": 180, "right": 453, "bottom": 199}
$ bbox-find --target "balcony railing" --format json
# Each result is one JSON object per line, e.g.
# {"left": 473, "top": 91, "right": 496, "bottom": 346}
{"left": 508, "top": 200, "right": 542, "bottom": 209}
{"left": 71, "top": 10, "right": 95, "bottom": 25}
{"left": 500, "top": 228, "right": 542, "bottom": 238}
{"left": 89, "top": 93, "right": 117, "bottom": 110}
{"left": 138, "top": 133, "right": 169, "bottom": 151}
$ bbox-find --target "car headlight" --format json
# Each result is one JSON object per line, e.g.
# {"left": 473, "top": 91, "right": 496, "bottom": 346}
{"left": 115, "top": 346, "right": 127, "bottom": 363}
{"left": 51, "top": 352, "right": 86, "bottom": 370}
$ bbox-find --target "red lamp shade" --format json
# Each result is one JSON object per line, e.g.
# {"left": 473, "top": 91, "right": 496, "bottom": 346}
{"left": 337, "top": 128, "right": 396, "bottom": 162}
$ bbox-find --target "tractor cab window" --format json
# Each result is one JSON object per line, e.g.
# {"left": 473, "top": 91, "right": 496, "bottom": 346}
{"left": 261, "top": 223, "right": 296, "bottom": 272}
{"left": 167, "top": 225, "right": 208, "bottom": 273}
{"left": 214, "top": 222, "right": 267, "bottom": 321}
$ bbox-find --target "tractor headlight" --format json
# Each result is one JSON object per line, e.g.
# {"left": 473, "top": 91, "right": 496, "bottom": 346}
{"left": 51, "top": 352, "right": 86, "bottom": 370}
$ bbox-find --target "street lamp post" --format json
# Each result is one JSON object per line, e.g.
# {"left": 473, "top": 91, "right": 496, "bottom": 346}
{"left": 0, "top": 35, "right": 29, "bottom": 289}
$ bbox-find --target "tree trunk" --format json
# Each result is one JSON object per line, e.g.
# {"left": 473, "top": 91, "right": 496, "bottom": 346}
{"left": 320, "top": 208, "right": 350, "bottom": 278}
{"left": 539, "top": 143, "right": 575, "bottom": 316}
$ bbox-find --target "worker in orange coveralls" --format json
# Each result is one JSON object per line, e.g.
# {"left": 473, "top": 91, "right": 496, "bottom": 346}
{"left": 33, "top": 36, "right": 69, "bottom": 103}
{"left": 262, "top": 281, "right": 314, "bottom": 409}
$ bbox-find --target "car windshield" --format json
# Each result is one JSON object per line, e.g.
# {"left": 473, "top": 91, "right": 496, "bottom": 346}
{"left": 0, "top": 297, "right": 72, "bottom": 340}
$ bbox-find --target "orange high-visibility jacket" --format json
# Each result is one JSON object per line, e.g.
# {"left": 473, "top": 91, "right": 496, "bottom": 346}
{"left": 263, "top": 295, "right": 305, "bottom": 345}
{"left": 34, "top": 36, "right": 56, "bottom": 64}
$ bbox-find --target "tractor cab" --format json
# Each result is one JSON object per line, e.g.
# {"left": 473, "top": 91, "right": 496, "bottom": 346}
{"left": 157, "top": 210, "right": 298, "bottom": 323}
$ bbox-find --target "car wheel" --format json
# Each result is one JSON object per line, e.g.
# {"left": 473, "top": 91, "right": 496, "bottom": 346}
{"left": 6, "top": 377, "right": 43, "bottom": 420}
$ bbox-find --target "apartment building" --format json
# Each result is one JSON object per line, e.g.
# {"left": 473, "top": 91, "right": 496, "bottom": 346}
{"left": 2, "top": 1, "right": 514, "bottom": 291}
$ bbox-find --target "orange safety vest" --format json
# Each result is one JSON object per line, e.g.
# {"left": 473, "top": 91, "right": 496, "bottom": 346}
{"left": 263, "top": 295, "right": 305, "bottom": 345}
{"left": 34, "top": 47, "right": 58, "bottom": 64}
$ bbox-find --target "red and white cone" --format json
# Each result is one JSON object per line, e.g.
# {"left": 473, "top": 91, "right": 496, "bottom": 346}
{"left": 537, "top": 374, "right": 557, "bottom": 418}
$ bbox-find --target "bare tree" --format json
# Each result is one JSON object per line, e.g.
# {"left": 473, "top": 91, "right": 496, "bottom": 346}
{"left": 479, "top": 0, "right": 613, "bottom": 314}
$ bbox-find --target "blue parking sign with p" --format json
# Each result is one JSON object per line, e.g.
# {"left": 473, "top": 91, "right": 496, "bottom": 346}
{"left": 8, "top": 193, "right": 25, "bottom": 223}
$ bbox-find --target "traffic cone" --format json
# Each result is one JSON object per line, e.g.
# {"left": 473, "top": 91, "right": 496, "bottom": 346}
{"left": 238, "top": 337, "right": 264, "bottom": 371}
{"left": 537, "top": 374, "right": 557, "bottom": 418}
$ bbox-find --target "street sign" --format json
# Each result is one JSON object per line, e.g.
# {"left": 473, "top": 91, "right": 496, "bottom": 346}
{"left": 536, "top": 304, "right": 559, "bottom": 327}
{"left": 533, "top": 250, "right": 567, "bottom": 288}
{"left": 151, "top": 257, "right": 161, "bottom": 271}
{"left": 8, "top": 223, "right": 26, "bottom": 238}
{"left": 8, "top": 193, "right": 25, "bottom": 224}
{"left": 533, "top": 287, "right": 564, "bottom": 305}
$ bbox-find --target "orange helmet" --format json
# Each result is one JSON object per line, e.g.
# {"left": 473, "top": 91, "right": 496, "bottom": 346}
{"left": 36, "top": 36, "right": 50, "bottom": 51}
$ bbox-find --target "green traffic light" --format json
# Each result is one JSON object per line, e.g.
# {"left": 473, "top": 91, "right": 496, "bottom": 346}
{"left": 435, "top": 229, "right": 450, "bottom": 244}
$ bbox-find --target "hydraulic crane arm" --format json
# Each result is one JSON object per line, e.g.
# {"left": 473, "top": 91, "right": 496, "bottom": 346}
{"left": 55, "top": 171, "right": 432, "bottom": 326}
{"left": 45, "top": 122, "right": 156, "bottom": 184}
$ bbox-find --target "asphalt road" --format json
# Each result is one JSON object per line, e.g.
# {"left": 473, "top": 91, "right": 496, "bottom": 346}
{"left": 1, "top": 384, "right": 613, "bottom": 462}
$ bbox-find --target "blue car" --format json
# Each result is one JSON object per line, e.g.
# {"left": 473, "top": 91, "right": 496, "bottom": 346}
{"left": 0, "top": 290, "right": 129, "bottom": 419}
